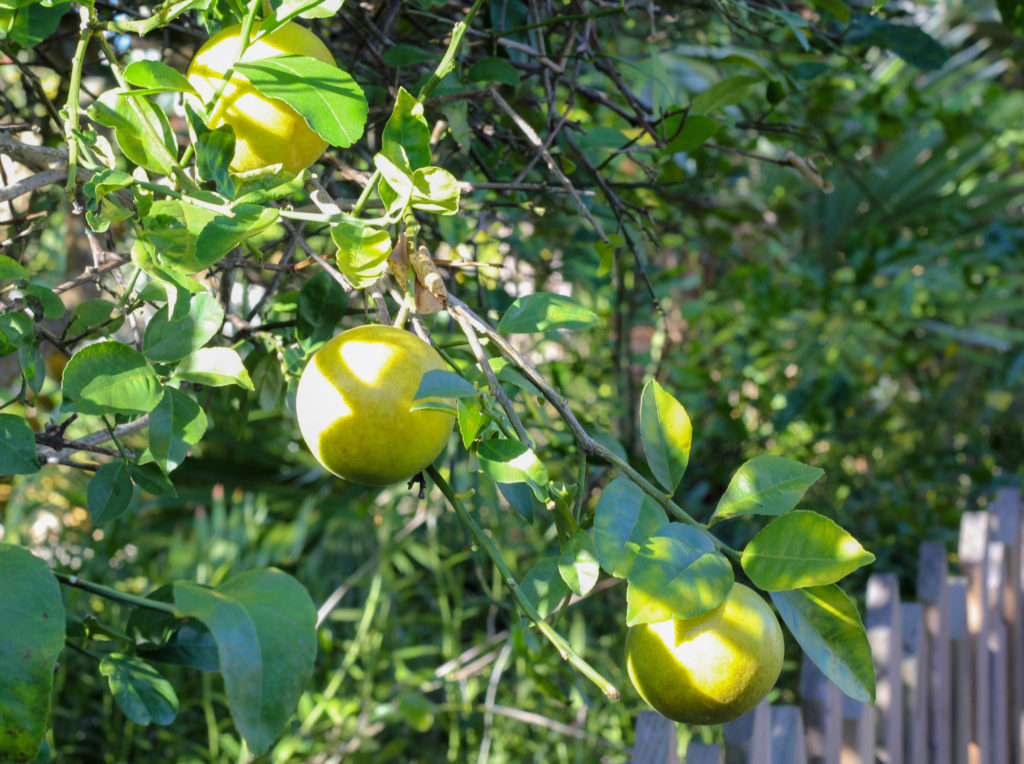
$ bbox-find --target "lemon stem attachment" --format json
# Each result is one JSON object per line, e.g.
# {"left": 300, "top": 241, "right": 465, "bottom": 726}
{"left": 427, "top": 466, "right": 621, "bottom": 701}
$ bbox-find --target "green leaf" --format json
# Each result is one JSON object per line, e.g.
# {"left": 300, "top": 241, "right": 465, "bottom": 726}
{"left": 496, "top": 293, "right": 598, "bottom": 334}
{"left": 88, "top": 461, "right": 134, "bottom": 525}
{"left": 457, "top": 397, "right": 488, "bottom": 449}
{"left": 771, "top": 585, "right": 876, "bottom": 702}
{"left": 382, "top": 44, "right": 436, "bottom": 66}
{"left": 331, "top": 220, "right": 393, "bottom": 289}
{"left": 380, "top": 87, "right": 431, "bottom": 172}
{"left": 710, "top": 455, "right": 824, "bottom": 524}
{"left": 124, "top": 60, "right": 196, "bottom": 94}
{"left": 410, "top": 166, "right": 461, "bottom": 215}
{"left": 374, "top": 152, "right": 415, "bottom": 216}
{"left": 662, "top": 113, "right": 722, "bottom": 154}
{"left": 691, "top": 75, "right": 763, "bottom": 114}
{"left": 807, "top": 0, "right": 849, "bottom": 23}
{"left": 558, "top": 530, "right": 600, "bottom": 597}
{"left": 62, "top": 341, "right": 165, "bottom": 416}
{"left": 0, "top": 254, "right": 28, "bottom": 281}
{"left": 625, "top": 524, "right": 734, "bottom": 626}
{"left": 0, "top": 544, "right": 65, "bottom": 764}
{"left": 593, "top": 477, "right": 667, "bottom": 578}
{"left": 467, "top": 57, "right": 521, "bottom": 87}
{"left": 235, "top": 54, "right": 368, "bottom": 148}
{"left": 0, "top": 414, "right": 39, "bottom": 475}
{"left": 174, "top": 348, "right": 255, "bottom": 390}
{"left": 140, "top": 623, "right": 220, "bottom": 673}
{"left": 21, "top": 283, "right": 65, "bottom": 320}
{"left": 998, "top": 0, "right": 1024, "bottom": 33}
{"left": 144, "top": 200, "right": 280, "bottom": 274}
{"left": 296, "top": 270, "right": 349, "bottom": 346}
{"left": 143, "top": 292, "right": 225, "bottom": 363}
{"left": 0, "top": 2, "right": 69, "bottom": 48}
{"left": 99, "top": 654, "right": 179, "bottom": 726}
{"left": 168, "top": 297, "right": 217, "bottom": 347}
{"left": 172, "top": 568, "right": 317, "bottom": 756}
{"left": 741, "top": 511, "right": 876, "bottom": 590}
{"left": 411, "top": 369, "right": 476, "bottom": 411}
{"left": 638, "top": 379, "right": 691, "bottom": 494}
{"left": 477, "top": 438, "right": 549, "bottom": 500}
{"left": 64, "top": 298, "right": 123, "bottom": 340}
{"left": 518, "top": 556, "right": 569, "bottom": 619}
{"left": 846, "top": 14, "right": 949, "bottom": 71}
{"left": 88, "top": 88, "right": 178, "bottom": 175}
{"left": 128, "top": 462, "right": 177, "bottom": 497}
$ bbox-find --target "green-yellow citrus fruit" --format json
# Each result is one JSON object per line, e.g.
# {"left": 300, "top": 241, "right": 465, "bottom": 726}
{"left": 625, "top": 583, "right": 783, "bottom": 725}
{"left": 186, "top": 22, "right": 333, "bottom": 176}
{"left": 295, "top": 325, "right": 454, "bottom": 486}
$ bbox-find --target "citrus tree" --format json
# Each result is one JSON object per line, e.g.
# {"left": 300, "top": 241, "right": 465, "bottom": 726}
{"left": 1, "top": 0, "right": 1020, "bottom": 760}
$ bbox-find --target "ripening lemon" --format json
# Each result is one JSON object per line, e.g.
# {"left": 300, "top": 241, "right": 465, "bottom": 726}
{"left": 186, "top": 22, "right": 333, "bottom": 175}
{"left": 295, "top": 325, "right": 455, "bottom": 486}
{"left": 625, "top": 583, "right": 784, "bottom": 725}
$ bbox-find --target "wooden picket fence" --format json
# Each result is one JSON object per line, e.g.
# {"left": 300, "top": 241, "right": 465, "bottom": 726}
{"left": 631, "top": 487, "right": 1024, "bottom": 764}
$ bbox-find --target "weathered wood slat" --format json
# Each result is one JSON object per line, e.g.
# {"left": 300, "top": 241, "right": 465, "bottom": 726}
{"left": 771, "top": 705, "right": 808, "bottom": 764}
{"left": 801, "top": 655, "right": 842, "bottom": 764}
{"left": 723, "top": 699, "right": 769, "bottom": 764}
{"left": 959, "top": 510, "right": 990, "bottom": 764}
{"left": 948, "top": 577, "right": 972, "bottom": 764}
{"left": 901, "top": 601, "right": 929, "bottom": 764}
{"left": 992, "top": 489, "right": 1023, "bottom": 764}
{"left": 685, "top": 742, "right": 723, "bottom": 764}
{"left": 631, "top": 710, "right": 680, "bottom": 764}
{"left": 867, "top": 573, "right": 903, "bottom": 764}
{"left": 918, "top": 540, "right": 952, "bottom": 764}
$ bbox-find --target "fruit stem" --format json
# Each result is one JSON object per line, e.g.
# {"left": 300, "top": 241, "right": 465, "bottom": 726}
{"left": 427, "top": 465, "right": 621, "bottom": 701}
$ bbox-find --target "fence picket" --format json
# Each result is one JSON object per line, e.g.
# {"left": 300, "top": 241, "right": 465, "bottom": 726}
{"left": 948, "top": 576, "right": 971, "bottom": 764}
{"left": 959, "top": 510, "right": 991, "bottom": 764}
{"left": 867, "top": 573, "right": 902, "bottom": 764}
{"left": 770, "top": 705, "right": 808, "bottom": 764}
{"left": 918, "top": 540, "right": 952, "bottom": 764}
{"left": 685, "top": 743, "right": 723, "bottom": 764}
{"left": 631, "top": 710, "right": 680, "bottom": 764}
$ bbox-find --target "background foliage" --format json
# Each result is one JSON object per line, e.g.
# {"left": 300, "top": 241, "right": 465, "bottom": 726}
{"left": 1, "top": 0, "right": 1022, "bottom": 761}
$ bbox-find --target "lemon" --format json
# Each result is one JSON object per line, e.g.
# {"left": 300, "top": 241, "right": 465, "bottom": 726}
{"left": 186, "top": 21, "right": 333, "bottom": 175}
{"left": 295, "top": 325, "right": 455, "bottom": 486}
{"left": 625, "top": 583, "right": 783, "bottom": 725}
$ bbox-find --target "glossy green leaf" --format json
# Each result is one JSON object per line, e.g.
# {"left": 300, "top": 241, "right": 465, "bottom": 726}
{"left": 88, "top": 88, "right": 178, "bottom": 175}
{"left": 62, "top": 341, "right": 164, "bottom": 416}
{"left": 147, "top": 388, "right": 206, "bottom": 473}
{"left": 0, "top": 414, "right": 39, "bottom": 476}
{"left": 741, "top": 510, "right": 876, "bottom": 590}
{"left": 128, "top": 462, "right": 177, "bottom": 497}
{"left": 0, "top": 545, "right": 65, "bottom": 764}
{"left": 457, "top": 397, "right": 488, "bottom": 449}
{"left": 692, "top": 75, "right": 762, "bottom": 114}
{"left": 477, "top": 438, "right": 549, "bottom": 499}
{"left": 664, "top": 113, "right": 722, "bottom": 154}
{"left": 124, "top": 60, "right": 196, "bottom": 94}
{"left": 496, "top": 293, "right": 598, "bottom": 334}
{"left": 411, "top": 369, "right": 476, "bottom": 413}
{"left": 1, "top": 2, "right": 69, "bottom": 48}
{"left": 173, "top": 568, "right": 317, "bottom": 755}
{"left": 593, "top": 477, "right": 667, "bottom": 578}
{"left": 235, "top": 54, "right": 368, "bottom": 147}
{"left": 625, "top": 524, "right": 733, "bottom": 626}
{"left": 64, "top": 298, "right": 122, "bottom": 340}
{"left": 331, "top": 220, "right": 393, "bottom": 289}
{"left": 771, "top": 585, "right": 876, "bottom": 702}
{"left": 99, "top": 654, "right": 179, "bottom": 726}
{"left": 144, "top": 200, "right": 280, "bottom": 274}
{"left": 410, "top": 166, "right": 461, "bottom": 215}
{"left": 174, "top": 348, "right": 255, "bottom": 390}
{"left": 143, "top": 292, "right": 225, "bottom": 363}
{"left": 639, "top": 379, "right": 692, "bottom": 494}
{"left": 382, "top": 44, "right": 436, "bottom": 66}
{"left": 88, "top": 461, "right": 134, "bottom": 525}
{"left": 0, "top": 254, "right": 28, "bottom": 281}
{"left": 558, "top": 530, "right": 600, "bottom": 597}
{"left": 846, "top": 14, "right": 949, "bottom": 70}
{"left": 467, "top": 57, "right": 521, "bottom": 86}
{"left": 710, "top": 455, "right": 824, "bottom": 523}
{"left": 296, "top": 270, "right": 349, "bottom": 346}
{"left": 380, "top": 87, "right": 431, "bottom": 171}
{"left": 21, "top": 283, "right": 65, "bottom": 320}
{"left": 518, "top": 556, "right": 568, "bottom": 619}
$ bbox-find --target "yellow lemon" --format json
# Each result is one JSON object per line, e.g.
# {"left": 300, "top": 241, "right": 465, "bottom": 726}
{"left": 295, "top": 325, "right": 455, "bottom": 486}
{"left": 625, "top": 583, "right": 783, "bottom": 725}
{"left": 186, "top": 22, "right": 333, "bottom": 175}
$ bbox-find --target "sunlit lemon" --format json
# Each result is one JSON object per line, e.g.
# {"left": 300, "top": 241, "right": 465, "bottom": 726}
{"left": 186, "top": 22, "right": 333, "bottom": 175}
{"left": 625, "top": 583, "right": 783, "bottom": 725}
{"left": 295, "top": 325, "right": 454, "bottom": 486}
